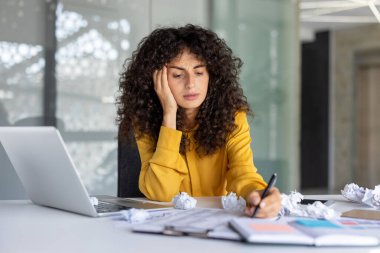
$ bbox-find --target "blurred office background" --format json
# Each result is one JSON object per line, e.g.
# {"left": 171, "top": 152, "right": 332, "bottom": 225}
{"left": 1, "top": 0, "right": 379, "bottom": 199}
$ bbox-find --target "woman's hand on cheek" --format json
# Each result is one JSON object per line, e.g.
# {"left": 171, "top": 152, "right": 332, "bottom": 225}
{"left": 244, "top": 187, "right": 281, "bottom": 218}
{"left": 153, "top": 66, "right": 177, "bottom": 129}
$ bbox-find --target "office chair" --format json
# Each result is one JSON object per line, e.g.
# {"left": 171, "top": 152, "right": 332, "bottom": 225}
{"left": 117, "top": 133, "right": 145, "bottom": 198}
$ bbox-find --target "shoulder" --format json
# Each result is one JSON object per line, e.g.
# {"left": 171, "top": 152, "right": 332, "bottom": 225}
{"left": 234, "top": 111, "right": 252, "bottom": 126}
{"left": 234, "top": 111, "right": 247, "bottom": 123}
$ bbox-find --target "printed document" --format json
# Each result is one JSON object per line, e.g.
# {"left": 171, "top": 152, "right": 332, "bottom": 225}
{"left": 133, "top": 208, "right": 243, "bottom": 240}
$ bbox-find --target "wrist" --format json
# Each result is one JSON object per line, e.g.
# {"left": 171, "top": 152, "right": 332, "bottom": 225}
{"left": 162, "top": 112, "right": 176, "bottom": 129}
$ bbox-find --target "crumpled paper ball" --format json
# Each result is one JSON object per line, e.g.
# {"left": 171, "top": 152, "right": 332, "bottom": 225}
{"left": 303, "top": 201, "right": 340, "bottom": 219}
{"left": 89, "top": 196, "right": 99, "bottom": 206}
{"left": 362, "top": 185, "right": 380, "bottom": 209}
{"left": 341, "top": 183, "right": 366, "bottom": 202}
{"left": 280, "top": 190, "right": 340, "bottom": 219}
{"left": 172, "top": 192, "right": 197, "bottom": 210}
{"left": 280, "top": 190, "right": 303, "bottom": 214}
{"left": 341, "top": 183, "right": 380, "bottom": 209}
{"left": 120, "top": 208, "right": 151, "bottom": 223}
{"left": 221, "top": 192, "right": 246, "bottom": 213}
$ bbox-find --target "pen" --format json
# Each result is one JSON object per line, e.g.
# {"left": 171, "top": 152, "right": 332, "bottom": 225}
{"left": 251, "top": 173, "right": 278, "bottom": 218}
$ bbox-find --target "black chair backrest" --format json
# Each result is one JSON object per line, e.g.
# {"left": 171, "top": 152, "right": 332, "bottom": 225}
{"left": 117, "top": 134, "right": 145, "bottom": 198}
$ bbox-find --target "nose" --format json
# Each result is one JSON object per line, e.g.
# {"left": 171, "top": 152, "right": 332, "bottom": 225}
{"left": 185, "top": 74, "right": 195, "bottom": 89}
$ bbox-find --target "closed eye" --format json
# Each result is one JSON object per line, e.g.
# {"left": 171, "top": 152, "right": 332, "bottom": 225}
{"left": 195, "top": 72, "right": 204, "bottom": 76}
{"left": 173, "top": 74, "right": 183, "bottom": 78}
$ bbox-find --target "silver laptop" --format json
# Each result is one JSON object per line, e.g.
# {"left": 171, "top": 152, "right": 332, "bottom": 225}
{"left": 0, "top": 127, "right": 170, "bottom": 217}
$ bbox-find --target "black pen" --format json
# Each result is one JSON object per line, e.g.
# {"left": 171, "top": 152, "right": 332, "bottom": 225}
{"left": 251, "top": 173, "right": 278, "bottom": 218}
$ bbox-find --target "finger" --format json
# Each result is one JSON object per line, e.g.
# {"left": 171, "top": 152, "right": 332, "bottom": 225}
{"left": 261, "top": 205, "right": 281, "bottom": 218}
{"left": 269, "top": 187, "right": 281, "bottom": 197}
{"left": 245, "top": 206, "right": 254, "bottom": 216}
{"left": 246, "top": 188, "right": 281, "bottom": 218}
{"left": 249, "top": 206, "right": 270, "bottom": 218}
{"left": 153, "top": 69, "right": 160, "bottom": 91}
{"left": 259, "top": 189, "right": 281, "bottom": 211}
{"left": 247, "top": 191, "right": 261, "bottom": 207}
{"left": 245, "top": 206, "right": 257, "bottom": 217}
{"left": 256, "top": 196, "right": 281, "bottom": 218}
{"left": 245, "top": 205, "right": 277, "bottom": 218}
{"left": 253, "top": 205, "right": 278, "bottom": 218}
{"left": 161, "top": 66, "right": 169, "bottom": 91}
{"left": 261, "top": 199, "right": 280, "bottom": 214}
{"left": 260, "top": 190, "right": 280, "bottom": 207}
{"left": 259, "top": 187, "right": 280, "bottom": 202}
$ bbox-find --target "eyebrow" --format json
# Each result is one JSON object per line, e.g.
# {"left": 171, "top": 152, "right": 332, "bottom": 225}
{"left": 168, "top": 64, "right": 206, "bottom": 71}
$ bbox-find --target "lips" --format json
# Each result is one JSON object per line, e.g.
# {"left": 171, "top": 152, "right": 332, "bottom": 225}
{"left": 183, "top": 93, "right": 199, "bottom": 101}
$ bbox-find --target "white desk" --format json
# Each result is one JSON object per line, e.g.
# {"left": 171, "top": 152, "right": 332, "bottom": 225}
{"left": 1, "top": 197, "right": 380, "bottom": 253}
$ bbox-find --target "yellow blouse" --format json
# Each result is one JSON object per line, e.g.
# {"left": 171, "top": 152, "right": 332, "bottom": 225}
{"left": 136, "top": 111, "right": 267, "bottom": 202}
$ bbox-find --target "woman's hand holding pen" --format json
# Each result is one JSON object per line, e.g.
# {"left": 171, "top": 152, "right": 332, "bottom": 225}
{"left": 153, "top": 66, "right": 177, "bottom": 129}
{"left": 245, "top": 187, "right": 282, "bottom": 218}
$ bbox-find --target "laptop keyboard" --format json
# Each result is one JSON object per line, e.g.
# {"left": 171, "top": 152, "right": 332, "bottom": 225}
{"left": 95, "top": 201, "right": 129, "bottom": 213}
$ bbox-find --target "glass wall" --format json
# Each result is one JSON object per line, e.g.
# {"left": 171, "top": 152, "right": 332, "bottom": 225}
{"left": 55, "top": 0, "right": 150, "bottom": 195}
{"left": 0, "top": 0, "right": 44, "bottom": 125}
{"left": 212, "top": 0, "right": 300, "bottom": 192}
{"left": 0, "top": 0, "right": 46, "bottom": 199}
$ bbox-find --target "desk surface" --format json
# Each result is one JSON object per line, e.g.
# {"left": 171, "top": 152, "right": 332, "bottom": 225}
{"left": 1, "top": 196, "right": 379, "bottom": 253}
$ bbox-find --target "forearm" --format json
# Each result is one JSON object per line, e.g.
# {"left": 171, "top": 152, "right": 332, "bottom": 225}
{"left": 139, "top": 158, "right": 186, "bottom": 201}
{"left": 137, "top": 126, "right": 187, "bottom": 201}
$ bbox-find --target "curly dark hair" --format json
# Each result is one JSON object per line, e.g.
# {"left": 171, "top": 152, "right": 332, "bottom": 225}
{"left": 116, "top": 24, "right": 251, "bottom": 156}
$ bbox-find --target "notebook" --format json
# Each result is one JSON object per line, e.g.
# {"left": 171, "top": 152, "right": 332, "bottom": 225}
{"left": 0, "top": 127, "right": 170, "bottom": 217}
{"left": 342, "top": 209, "right": 380, "bottom": 221}
{"left": 230, "top": 216, "right": 379, "bottom": 246}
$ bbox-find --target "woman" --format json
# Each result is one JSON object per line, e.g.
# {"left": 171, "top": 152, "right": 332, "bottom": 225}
{"left": 117, "top": 24, "right": 281, "bottom": 218}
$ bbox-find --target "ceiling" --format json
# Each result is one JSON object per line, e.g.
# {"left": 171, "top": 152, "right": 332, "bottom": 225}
{"left": 300, "top": 0, "right": 380, "bottom": 41}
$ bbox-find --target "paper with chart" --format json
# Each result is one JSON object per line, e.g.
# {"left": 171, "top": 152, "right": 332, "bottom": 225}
{"left": 132, "top": 208, "right": 244, "bottom": 240}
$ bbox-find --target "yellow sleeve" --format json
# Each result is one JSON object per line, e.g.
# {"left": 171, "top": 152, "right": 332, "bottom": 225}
{"left": 136, "top": 126, "right": 187, "bottom": 202}
{"left": 225, "top": 112, "right": 267, "bottom": 200}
